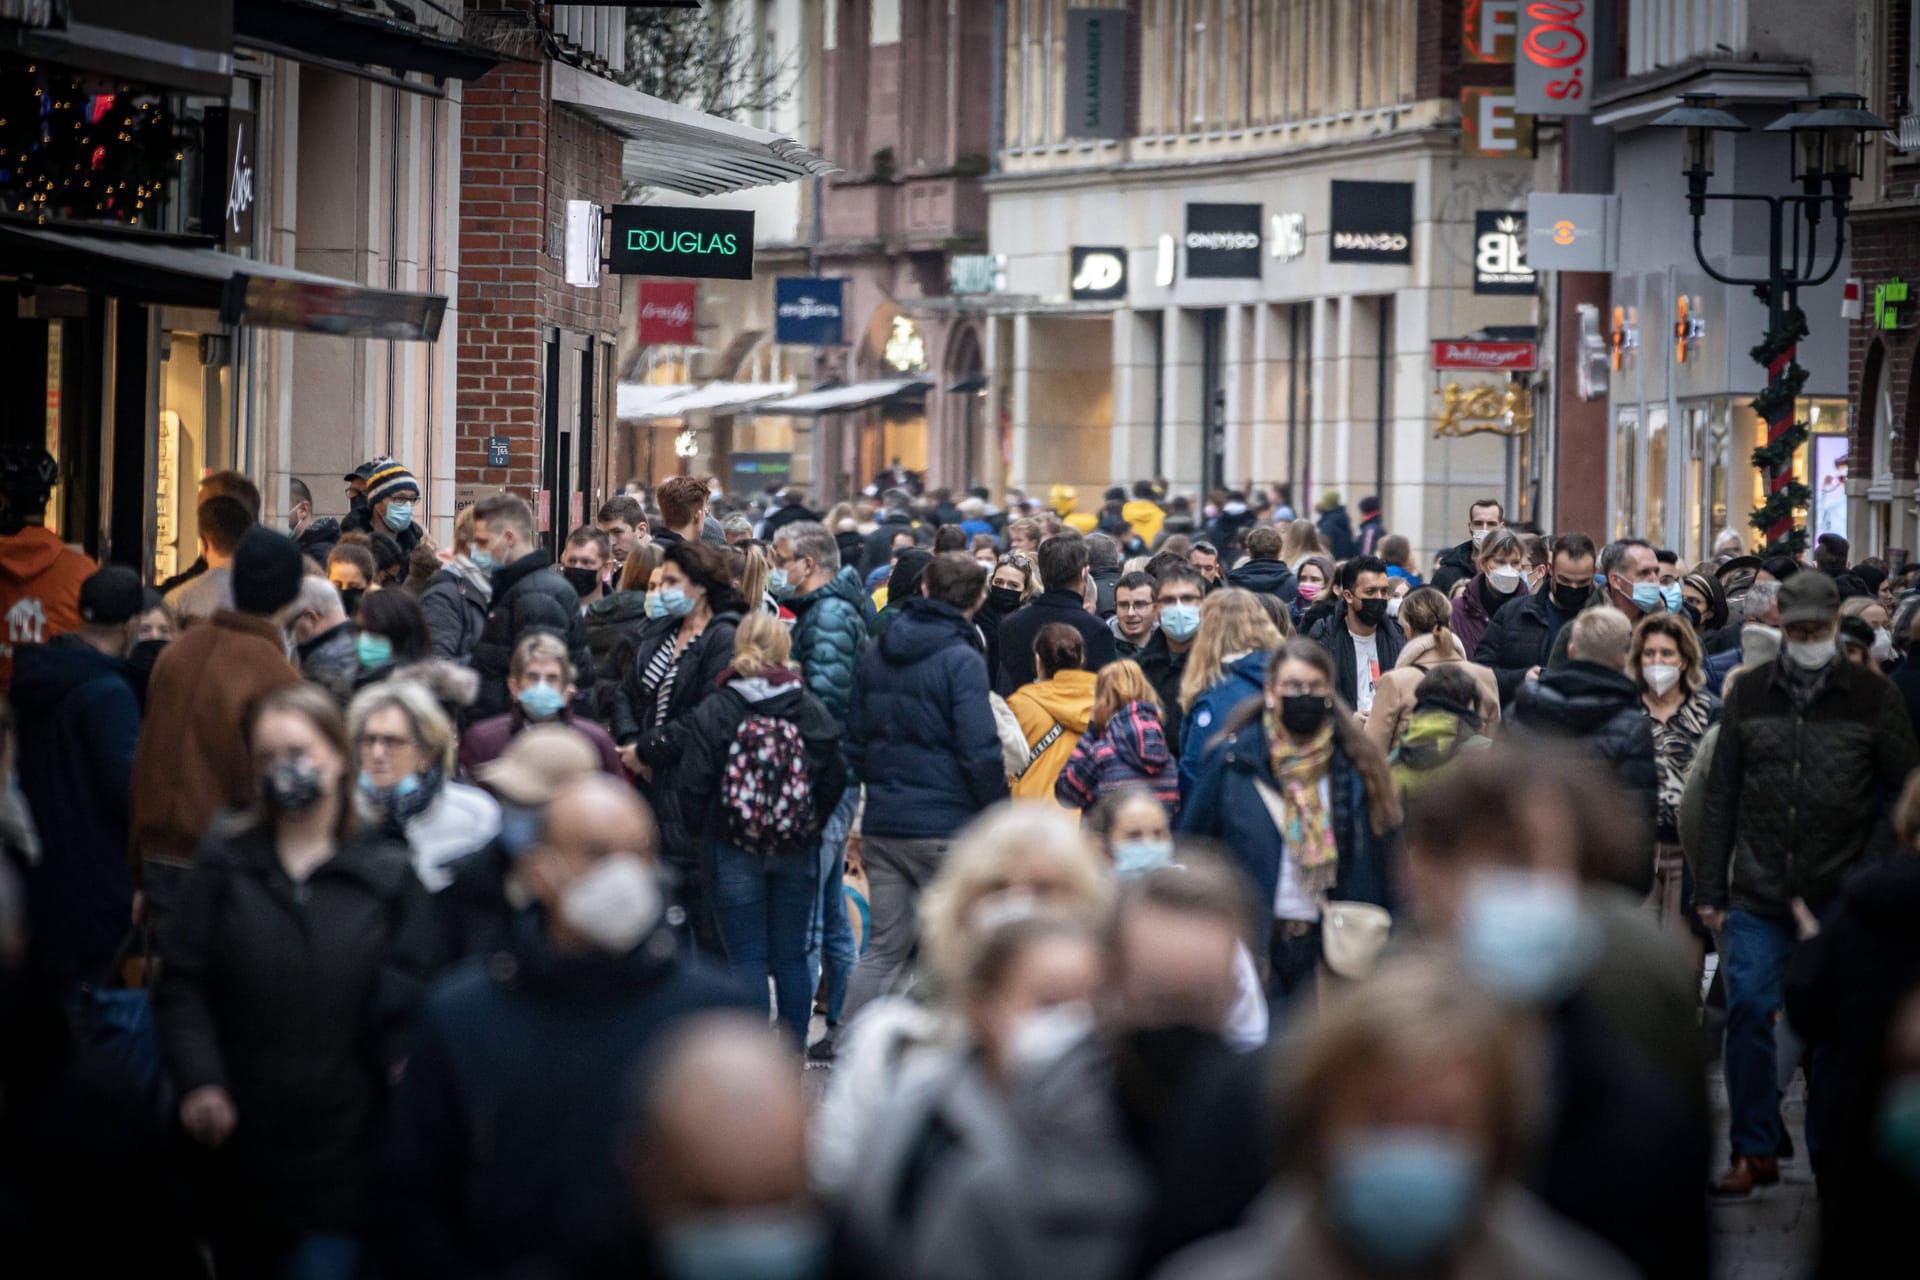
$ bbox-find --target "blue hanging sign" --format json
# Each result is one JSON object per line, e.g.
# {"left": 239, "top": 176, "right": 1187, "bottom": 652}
{"left": 774, "top": 277, "right": 846, "bottom": 346}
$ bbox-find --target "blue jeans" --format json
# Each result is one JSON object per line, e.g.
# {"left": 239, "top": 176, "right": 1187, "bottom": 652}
{"left": 712, "top": 839, "right": 817, "bottom": 1044}
{"left": 282, "top": 1235, "right": 359, "bottom": 1280}
{"left": 806, "top": 788, "right": 860, "bottom": 1028}
{"left": 1723, "top": 909, "right": 1797, "bottom": 1158}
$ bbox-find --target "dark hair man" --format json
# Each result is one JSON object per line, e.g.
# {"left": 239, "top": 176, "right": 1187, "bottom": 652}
{"left": 1226, "top": 525, "right": 1298, "bottom": 602}
{"left": 993, "top": 533, "right": 1116, "bottom": 695}
{"left": 1307, "top": 553, "right": 1403, "bottom": 713}
{"left": 1110, "top": 570, "right": 1157, "bottom": 658}
{"left": 467, "top": 493, "right": 594, "bottom": 724}
{"left": 1474, "top": 532, "right": 1599, "bottom": 710}
{"left": 1430, "top": 498, "right": 1506, "bottom": 595}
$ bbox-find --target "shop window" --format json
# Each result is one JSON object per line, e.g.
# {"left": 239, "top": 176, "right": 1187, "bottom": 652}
{"left": 1706, "top": 401, "right": 1730, "bottom": 551}
{"left": 1743, "top": 397, "right": 1848, "bottom": 540}
{"left": 1613, "top": 408, "right": 1638, "bottom": 540}
{"left": 1646, "top": 406, "right": 1668, "bottom": 547}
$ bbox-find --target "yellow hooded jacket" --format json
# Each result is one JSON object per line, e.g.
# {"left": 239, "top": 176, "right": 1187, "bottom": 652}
{"left": 1007, "top": 669, "right": 1097, "bottom": 803}
{"left": 1122, "top": 498, "right": 1165, "bottom": 547}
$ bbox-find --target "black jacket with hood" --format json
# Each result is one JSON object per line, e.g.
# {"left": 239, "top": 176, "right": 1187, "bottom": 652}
{"left": 1225, "top": 556, "right": 1297, "bottom": 602}
{"left": 1513, "top": 660, "right": 1658, "bottom": 886}
{"left": 672, "top": 667, "right": 848, "bottom": 855}
{"left": 468, "top": 550, "right": 594, "bottom": 724}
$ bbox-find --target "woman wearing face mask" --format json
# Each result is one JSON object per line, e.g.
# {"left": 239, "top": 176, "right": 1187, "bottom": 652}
{"left": 328, "top": 540, "right": 376, "bottom": 621}
{"left": 350, "top": 681, "right": 500, "bottom": 894}
{"left": 1449, "top": 527, "right": 1529, "bottom": 658}
{"left": 1630, "top": 615, "right": 1718, "bottom": 937}
{"left": 1841, "top": 595, "right": 1896, "bottom": 669}
{"left": 1179, "top": 639, "right": 1400, "bottom": 1013}
{"left": 1366, "top": 587, "right": 1501, "bottom": 755}
{"left": 1175, "top": 589, "right": 1284, "bottom": 799}
{"left": 155, "top": 684, "right": 434, "bottom": 1280}
{"left": 611, "top": 541, "right": 744, "bottom": 953}
{"left": 589, "top": 541, "right": 663, "bottom": 717}
{"left": 352, "top": 588, "right": 431, "bottom": 691}
{"left": 976, "top": 552, "right": 1038, "bottom": 689}
{"left": 1056, "top": 660, "right": 1180, "bottom": 816}
{"left": 1680, "top": 571, "right": 1738, "bottom": 656}
{"left": 811, "top": 803, "right": 1111, "bottom": 1196}
{"left": 1155, "top": 957, "right": 1636, "bottom": 1280}
{"left": 1290, "top": 555, "right": 1336, "bottom": 631}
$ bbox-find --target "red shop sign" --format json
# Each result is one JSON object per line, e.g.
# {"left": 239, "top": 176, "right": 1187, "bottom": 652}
{"left": 637, "top": 281, "right": 698, "bottom": 345}
{"left": 1514, "top": 1, "right": 1593, "bottom": 115}
{"left": 1432, "top": 340, "right": 1538, "bottom": 372}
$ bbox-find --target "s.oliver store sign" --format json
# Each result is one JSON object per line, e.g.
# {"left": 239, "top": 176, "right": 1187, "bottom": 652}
{"left": 1514, "top": 2, "right": 1593, "bottom": 115}
{"left": 1432, "top": 340, "right": 1538, "bottom": 372}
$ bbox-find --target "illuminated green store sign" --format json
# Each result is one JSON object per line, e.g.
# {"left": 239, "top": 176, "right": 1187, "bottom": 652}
{"left": 607, "top": 204, "right": 755, "bottom": 280}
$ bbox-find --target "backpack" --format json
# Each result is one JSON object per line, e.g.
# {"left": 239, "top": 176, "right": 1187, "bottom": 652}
{"left": 719, "top": 711, "right": 815, "bottom": 854}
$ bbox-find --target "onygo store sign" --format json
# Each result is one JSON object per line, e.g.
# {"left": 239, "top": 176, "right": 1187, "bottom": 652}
{"left": 608, "top": 204, "right": 756, "bottom": 280}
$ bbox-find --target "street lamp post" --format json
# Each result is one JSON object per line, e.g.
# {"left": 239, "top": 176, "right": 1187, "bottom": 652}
{"left": 1652, "top": 92, "right": 1890, "bottom": 556}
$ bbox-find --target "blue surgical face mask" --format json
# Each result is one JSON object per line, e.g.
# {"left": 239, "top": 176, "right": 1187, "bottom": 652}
{"left": 469, "top": 546, "right": 496, "bottom": 572}
{"left": 657, "top": 1209, "right": 830, "bottom": 1280}
{"left": 1630, "top": 580, "right": 1665, "bottom": 612}
{"left": 1160, "top": 602, "right": 1201, "bottom": 641}
{"left": 768, "top": 566, "right": 792, "bottom": 598}
{"left": 1660, "top": 582, "right": 1684, "bottom": 613}
{"left": 1326, "top": 1127, "right": 1484, "bottom": 1267}
{"left": 516, "top": 682, "right": 567, "bottom": 721}
{"left": 383, "top": 501, "right": 415, "bottom": 532}
{"left": 358, "top": 770, "right": 421, "bottom": 799}
{"left": 355, "top": 631, "right": 393, "bottom": 670}
{"left": 1458, "top": 868, "right": 1601, "bottom": 1004}
{"left": 649, "top": 586, "right": 693, "bottom": 619}
{"left": 1113, "top": 839, "right": 1175, "bottom": 878}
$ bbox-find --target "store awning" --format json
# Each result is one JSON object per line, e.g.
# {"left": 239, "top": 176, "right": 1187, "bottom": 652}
{"left": 751, "top": 379, "right": 932, "bottom": 416}
{"left": 235, "top": 0, "right": 502, "bottom": 82}
{"left": 616, "top": 380, "right": 797, "bottom": 421}
{"left": 0, "top": 222, "right": 446, "bottom": 341}
{"left": 549, "top": 62, "right": 838, "bottom": 197}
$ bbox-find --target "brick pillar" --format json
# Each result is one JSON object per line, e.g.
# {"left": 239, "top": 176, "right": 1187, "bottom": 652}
{"left": 458, "top": 59, "right": 550, "bottom": 498}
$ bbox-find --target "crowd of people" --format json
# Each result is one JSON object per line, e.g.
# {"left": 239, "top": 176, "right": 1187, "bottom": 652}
{"left": 2, "top": 449, "right": 1919, "bottom": 1278}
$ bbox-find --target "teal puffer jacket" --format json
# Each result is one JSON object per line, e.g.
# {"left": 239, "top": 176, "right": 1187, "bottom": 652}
{"left": 790, "top": 565, "right": 872, "bottom": 728}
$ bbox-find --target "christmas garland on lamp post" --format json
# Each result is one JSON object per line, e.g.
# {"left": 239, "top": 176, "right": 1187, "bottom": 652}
{"left": 1747, "top": 302, "right": 1811, "bottom": 559}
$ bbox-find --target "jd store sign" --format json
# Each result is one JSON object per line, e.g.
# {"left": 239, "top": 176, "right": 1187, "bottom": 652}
{"left": 1070, "top": 246, "right": 1127, "bottom": 301}
{"left": 608, "top": 204, "right": 756, "bottom": 280}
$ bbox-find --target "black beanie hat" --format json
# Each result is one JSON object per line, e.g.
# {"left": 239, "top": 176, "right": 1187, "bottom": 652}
{"left": 231, "top": 528, "right": 305, "bottom": 616}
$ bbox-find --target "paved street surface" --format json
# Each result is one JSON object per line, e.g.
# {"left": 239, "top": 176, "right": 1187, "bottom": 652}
{"left": 1711, "top": 1070, "right": 1815, "bottom": 1280}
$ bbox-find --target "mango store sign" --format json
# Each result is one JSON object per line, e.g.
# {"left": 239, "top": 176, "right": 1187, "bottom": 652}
{"left": 607, "top": 204, "right": 755, "bottom": 280}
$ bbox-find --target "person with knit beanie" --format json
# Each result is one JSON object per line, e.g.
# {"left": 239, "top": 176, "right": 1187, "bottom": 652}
{"left": 364, "top": 460, "right": 424, "bottom": 555}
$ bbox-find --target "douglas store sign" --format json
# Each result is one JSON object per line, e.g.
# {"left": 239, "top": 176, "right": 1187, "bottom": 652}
{"left": 1328, "top": 181, "right": 1414, "bottom": 265}
{"left": 608, "top": 204, "right": 756, "bottom": 280}
{"left": 1184, "top": 203, "right": 1262, "bottom": 279}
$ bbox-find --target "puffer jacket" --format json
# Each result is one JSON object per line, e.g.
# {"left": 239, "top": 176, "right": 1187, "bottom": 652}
{"left": 1008, "top": 669, "right": 1097, "bottom": 802}
{"left": 418, "top": 561, "right": 490, "bottom": 663}
{"left": 846, "top": 597, "right": 1008, "bottom": 840}
{"left": 1513, "top": 660, "right": 1657, "bottom": 889}
{"left": 467, "top": 551, "right": 593, "bottom": 723}
{"left": 788, "top": 565, "right": 871, "bottom": 727}
{"left": 1429, "top": 538, "right": 1478, "bottom": 595}
{"left": 1178, "top": 651, "right": 1268, "bottom": 800}
{"left": 582, "top": 589, "right": 649, "bottom": 712}
{"left": 1696, "top": 656, "right": 1919, "bottom": 916}
{"left": 1474, "top": 587, "right": 1597, "bottom": 708}
{"left": 1055, "top": 700, "right": 1179, "bottom": 814}
{"left": 1225, "top": 556, "right": 1297, "bottom": 602}
{"left": 672, "top": 667, "right": 848, "bottom": 856}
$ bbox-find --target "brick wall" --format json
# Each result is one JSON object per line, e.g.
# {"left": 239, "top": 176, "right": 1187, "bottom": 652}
{"left": 1848, "top": 210, "right": 1920, "bottom": 475}
{"left": 456, "top": 55, "right": 623, "bottom": 502}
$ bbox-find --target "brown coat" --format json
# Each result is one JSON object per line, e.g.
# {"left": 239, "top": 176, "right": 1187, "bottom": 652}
{"left": 130, "top": 610, "right": 301, "bottom": 871}
{"left": 1363, "top": 631, "right": 1502, "bottom": 754}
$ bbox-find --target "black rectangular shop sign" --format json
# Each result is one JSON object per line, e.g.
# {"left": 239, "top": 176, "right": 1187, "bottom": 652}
{"left": 1328, "top": 181, "right": 1414, "bottom": 265}
{"left": 1184, "top": 203, "right": 1262, "bottom": 280}
{"left": 607, "top": 204, "right": 756, "bottom": 280}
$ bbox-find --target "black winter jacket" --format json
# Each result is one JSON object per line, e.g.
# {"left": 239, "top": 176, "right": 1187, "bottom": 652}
{"left": 1307, "top": 603, "right": 1406, "bottom": 709}
{"left": 847, "top": 598, "right": 1009, "bottom": 840}
{"left": 1225, "top": 556, "right": 1297, "bottom": 602}
{"left": 1316, "top": 505, "right": 1355, "bottom": 559}
{"left": 611, "top": 609, "right": 742, "bottom": 748}
{"left": 861, "top": 512, "right": 917, "bottom": 576}
{"left": 418, "top": 565, "right": 489, "bottom": 663}
{"left": 760, "top": 502, "right": 819, "bottom": 539}
{"left": 468, "top": 551, "right": 594, "bottom": 724}
{"left": 672, "top": 670, "right": 848, "bottom": 855}
{"left": 994, "top": 589, "right": 1118, "bottom": 695}
{"left": 1473, "top": 588, "right": 1587, "bottom": 707}
{"left": 154, "top": 820, "right": 436, "bottom": 1234}
{"left": 1429, "top": 538, "right": 1477, "bottom": 595}
{"left": 1513, "top": 661, "right": 1658, "bottom": 886}
{"left": 1697, "top": 657, "right": 1920, "bottom": 916}
{"left": 295, "top": 517, "right": 341, "bottom": 568}
{"left": 1135, "top": 631, "right": 1191, "bottom": 757}
{"left": 583, "top": 590, "right": 650, "bottom": 714}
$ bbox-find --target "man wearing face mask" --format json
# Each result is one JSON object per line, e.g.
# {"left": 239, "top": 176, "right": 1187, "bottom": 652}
{"left": 287, "top": 477, "right": 339, "bottom": 566}
{"left": 1306, "top": 555, "right": 1404, "bottom": 716}
{"left": 1137, "top": 565, "right": 1206, "bottom": 757}
{"left": 1704, "top": 579, "right": 1780, "bottom": 696}
{"left": 561, "top": 526, "right": 612, "bottom": 613}
{"left": 362, "top": 459, "right": 425, "bottom": 555}
{"left": 372, "top": 776, "right": 756, "bottom": 1277}
{"left": 1544, "top": 539, "right": 1673, "bottom": 670}
{"left": 466, "top": 492, "right": 595, "bottom": 724}
{"left": 1429, "top": 497, "right": 1505, "bottom": 595}
{"left": 1698, "top": 570, "right": 1920, "bottom": 1196}
{"left": 11, "top": 566, "right": 144, "bottom": 997}
{"left": 1475, "top": 532, "right": 1603, "bottom": 711}
{"left": 283, "top": 574, "right": 358, "bottom": 705}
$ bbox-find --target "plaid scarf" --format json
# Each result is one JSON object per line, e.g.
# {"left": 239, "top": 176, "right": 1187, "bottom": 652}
{"left": 1262, "top": 710, "right": 1339, "bottom": 900}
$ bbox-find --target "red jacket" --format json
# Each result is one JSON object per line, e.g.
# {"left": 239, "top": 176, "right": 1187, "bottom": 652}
{"left": 0, "top": 525, "right": 96, "bottom": 695}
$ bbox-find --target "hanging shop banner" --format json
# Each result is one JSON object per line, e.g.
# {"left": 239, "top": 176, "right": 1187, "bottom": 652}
{"left": 637, "top": 281, "right": 698, "bottom": 345}
{"left": 1432, "top": 339, "right": 1538, "bottom": 372}
{"left": 1065, "top": 8, "right": 1129, "bottom": 139}
{"left": 1515, "top": 1, "right": 1594, "bottom": 115}
{"left": 1328, "top": 182, "right": 1413, "bottom": 264}
{"left": 774, "top": 277, "right": 845, "bottom": 345}
{"left": 199, "top": 106, "right": 255, "bottom": 251}
{"left": 1184, "top": 203, "right": 1263, "bottom": 279}
{"left": 607, "top": 204, "right": 755, "bottom": 280}
{"left": 1462, "top": 0, "right": 1519, "bottom": 63}
{"left": 1473, "top": 211, "right": 1535, "bottom": 294}
{"left": 1070, "top": 246, "right": 1128, "bottom": 301}
{"left": 949, "top": 254, "right": 1006, "bottom": 295}
{"left": 1434, "top": 380, "right": 1534, "bottom": 437}
{"left": 1526, "top": 192, "right": 1617, "bottom": 271}
{"left": 1460, "top": 87, "right": 1535, "bottom": 158}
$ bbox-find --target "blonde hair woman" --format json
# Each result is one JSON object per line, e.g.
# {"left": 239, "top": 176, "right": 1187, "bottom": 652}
{"left": 1282, "top": 518, "right": 1327, "bottom": 567}
{"left": 674, "top": 610, "right": 847, "bottom": 1043}
{"left": 1365, "top": 587, "right": 1502, "bottom": 754}
{"left": 811, "top": 803, "right": 1110, "bottom": 1193}
{"left": 349, "top": 680, "right": 500, "bottom": 891}
{"left": 1175, "top": 587, "right": 1284, "bottom": 796}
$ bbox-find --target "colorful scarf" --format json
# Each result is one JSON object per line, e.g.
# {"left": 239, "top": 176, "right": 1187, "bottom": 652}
{"left": 1262, "top": 709, "right": 1339, "bottom": 899}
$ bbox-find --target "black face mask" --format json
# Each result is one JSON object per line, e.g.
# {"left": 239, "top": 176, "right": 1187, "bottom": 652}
{"left": 1352, "top": 598, "right": 1388, "bottom": 628}
{"left": 1550, "top": 580, "right": 1590, "bottom": 613}
{"left": 1279, "top": 693, "right": 1331, "bottom": 736}
{"left": 988, "top": 585, "right": 1023, "bottom": 613}
{"left": 561, "top": 566, "right": 601, "bottom": 599}
{"left": 338, "top": 587, "right": 366, "bottom": 620}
